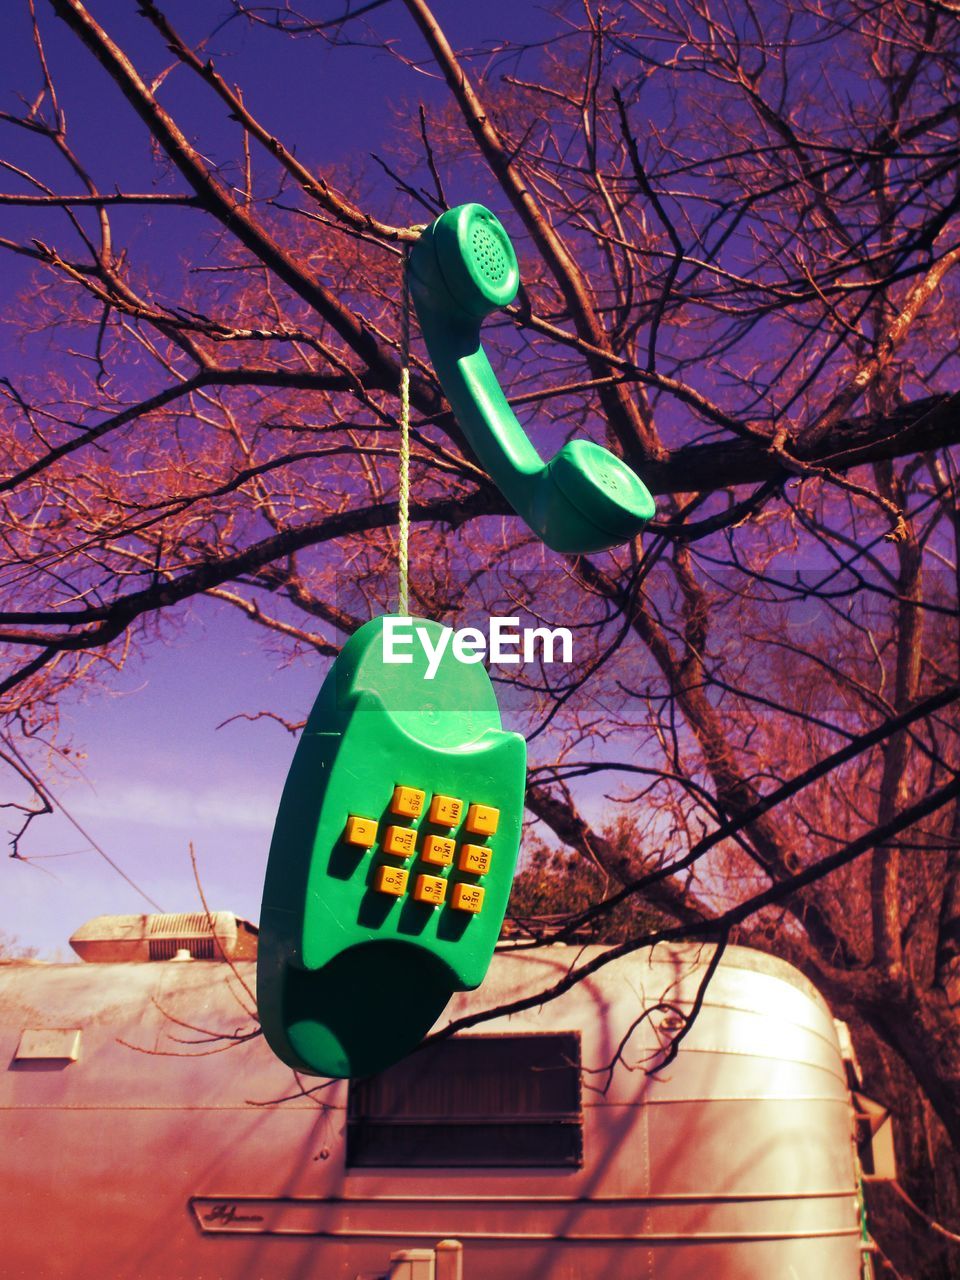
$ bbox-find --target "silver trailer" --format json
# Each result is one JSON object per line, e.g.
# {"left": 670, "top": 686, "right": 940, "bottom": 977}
{"left": 0, "top": 913, "right": 869, "bottom": 1279}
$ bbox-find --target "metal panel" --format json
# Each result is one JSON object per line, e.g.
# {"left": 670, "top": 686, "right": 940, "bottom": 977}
{"left": 0, "top": 941, "right": 862, "bottom": 1279}
{"left": 14, "top": 1028, "right": 81, "bottom": 1062}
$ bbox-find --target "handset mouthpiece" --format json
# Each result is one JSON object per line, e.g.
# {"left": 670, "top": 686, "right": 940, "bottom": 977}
{"left": 535, "top": 440, "right": 656, "bottom": 553}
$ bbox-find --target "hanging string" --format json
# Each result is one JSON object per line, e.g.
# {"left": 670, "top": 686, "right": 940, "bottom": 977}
{"left": 397, "top": 248, "right": 411, "bottom": 616}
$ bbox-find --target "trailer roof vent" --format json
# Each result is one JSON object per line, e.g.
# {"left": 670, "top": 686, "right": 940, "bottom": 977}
{"left": 148, "top": 912, "right": 215, "bottom": 937}
{"left": 69, "top": 912, "right": 258, "bottom": 964}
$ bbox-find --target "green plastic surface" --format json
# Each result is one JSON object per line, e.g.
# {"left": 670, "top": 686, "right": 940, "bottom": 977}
{"left": 408, "top": 202, "right": 656, "bottom": 554}
{"left": 258, "top": 615, "right": 527, "bottom": 1079}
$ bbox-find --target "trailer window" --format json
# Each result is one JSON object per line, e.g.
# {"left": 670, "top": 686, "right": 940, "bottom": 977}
{"left": 347, "top": 1033, "right": 582, "bottom": 1168}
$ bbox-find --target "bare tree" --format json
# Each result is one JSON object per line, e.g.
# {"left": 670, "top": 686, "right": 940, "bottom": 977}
{"left": 2, "top": 2, "right": 960, "bottom": 1270}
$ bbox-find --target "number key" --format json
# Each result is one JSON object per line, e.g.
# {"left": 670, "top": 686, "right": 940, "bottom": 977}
{"left": 391, "top": 785, "right": 425, "bottom": 819}
{"left": 422, "top": 835, "right": 455, "bottom": 867}
{"left": 458, "top": 844, "right": 491, "bottom": 876}
{"left": 450, "top": 883, "right": 485, "bottom": 914}
{"left": 465, "top": 803, "right": 499, "bottom": 836}
{"left": 344, "top": 815, "right": 378, "bottom": 848}
{"left": 428, "top": 794, "right": 464, "bottom": 827}
{"left": 414, "top": 874, "right": 447, "bottom": 906}
{"left": 374, "top": 865, "right": 409, "bottom": 897}
{"left": 382, "top": 825, "right": 417, "bottom": 859}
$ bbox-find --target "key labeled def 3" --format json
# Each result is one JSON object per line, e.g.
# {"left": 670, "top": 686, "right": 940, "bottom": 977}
{"left": 450, "top": 882, "right": 485, "bottom": 914}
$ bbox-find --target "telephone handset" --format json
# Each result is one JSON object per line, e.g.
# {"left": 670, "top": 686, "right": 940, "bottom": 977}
{"left": 408, "top": 203, "right": 655, "bottom": 554}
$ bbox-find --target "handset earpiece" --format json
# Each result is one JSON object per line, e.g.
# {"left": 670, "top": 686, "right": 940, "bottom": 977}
{"left": 408, "top": 203, "right": 655, "bottom": 554}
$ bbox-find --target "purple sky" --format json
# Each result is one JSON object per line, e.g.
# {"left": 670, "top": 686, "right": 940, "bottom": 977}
{"left": 0, "top": 603, "right": 317, "bottom": 955}
{"left": 0, "top": 4, "right": 931, "bottom": 957}
{"left": 0, "top": 1, "right": 570, "bottom": 957}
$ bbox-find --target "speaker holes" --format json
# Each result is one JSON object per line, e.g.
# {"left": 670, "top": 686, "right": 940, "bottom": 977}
{"left": 471, "top": 223, "right": 508, "bottom": 285}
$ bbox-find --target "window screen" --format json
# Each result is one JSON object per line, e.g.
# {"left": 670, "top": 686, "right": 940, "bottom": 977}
{"left": 347, "top": 1033, "right": 583, "bottom": 1168}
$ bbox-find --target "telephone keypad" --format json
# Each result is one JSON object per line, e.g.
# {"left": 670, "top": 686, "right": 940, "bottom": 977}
{"left": 349, "top": 784, "right": 495, "bottom": 917}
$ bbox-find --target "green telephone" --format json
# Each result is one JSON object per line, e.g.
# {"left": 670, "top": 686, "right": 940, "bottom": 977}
{"left": 258, "top": 615, "right": 526, "bottom": 1079}
{"left": 408, "top": 203, "right": 655, "bottom": 554}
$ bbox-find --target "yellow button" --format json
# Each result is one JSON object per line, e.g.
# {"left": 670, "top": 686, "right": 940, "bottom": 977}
{"left": 422, "top": 835, "right": 455, "bottom": 867}
{"left": 465, "top": 803, "right": 499, "bottom": 837}
{"left": 428, "top": 794, "right": 463, "bottom": 827}
{"left": 344, "top": 815, "right": 377, "bottom": 847}
{"left": 458, "top": 844, "right": 491, "bottom": 876}
{"left": 450, "top": 882, "right": 485, "bottom": 914}
{"left": 374, "top": 865, "right": 408, "bottom": 897}
{"left": 382, "top": 825, "right": 417, "bottom": 859}
{"left": 391, "top": 784, "right": 425, "bottom": 819}
{"left": 414, "top": 873, "right": 447, "bottom": 906}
